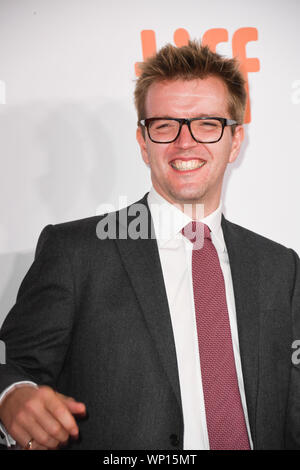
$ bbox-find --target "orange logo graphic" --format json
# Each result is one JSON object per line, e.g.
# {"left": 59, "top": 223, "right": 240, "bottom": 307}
{"left": 135, "top": 28, "right": 260, "bottom": 124}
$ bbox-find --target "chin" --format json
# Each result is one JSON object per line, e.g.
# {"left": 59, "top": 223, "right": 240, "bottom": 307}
{"left": 170, "top": 190, "right": 205, "bottom": 205}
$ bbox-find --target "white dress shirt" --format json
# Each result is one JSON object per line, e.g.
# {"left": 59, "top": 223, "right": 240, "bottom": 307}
{"left": 147, "top": 187, "right": 253, "bottom": 450}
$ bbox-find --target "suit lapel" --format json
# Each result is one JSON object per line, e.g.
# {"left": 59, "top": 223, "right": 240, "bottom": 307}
{"left": 222, "top": 215, "right": 260, "bottom": 447}
{"left": 112, "top": 199, "right": 260, "bottom": 443}
{"left": 114, "top": 195, "right": 182, "bottom": 411}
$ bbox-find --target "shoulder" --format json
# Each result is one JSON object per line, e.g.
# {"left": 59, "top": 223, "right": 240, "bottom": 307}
{"left": 35, "top": 193, "right": 150, "bottom": 255}
{"left": 222, "top": 216, "right": 299, "bottom": 270}
{"left": 53, "top": 214, "right": 105, "bottom": 242}
{"left": 35, "top": 214, "right": 104, "bottom": 255}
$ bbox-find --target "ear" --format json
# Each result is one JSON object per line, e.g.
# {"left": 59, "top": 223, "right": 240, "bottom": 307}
{"left": 136, "top": 126, "right": 150, "bottom": 165}
{"left": 228, "top": 125, "right": 244, "bottom": 164}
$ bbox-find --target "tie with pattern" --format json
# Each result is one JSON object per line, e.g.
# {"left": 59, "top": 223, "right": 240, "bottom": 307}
{"left": 182, "top": 221, "right": 250, "bottom": 450}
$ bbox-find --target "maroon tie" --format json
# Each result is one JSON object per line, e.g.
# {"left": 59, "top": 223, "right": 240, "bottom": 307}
{"left": 182, "top": 221, "right": 250, "bottom": 450}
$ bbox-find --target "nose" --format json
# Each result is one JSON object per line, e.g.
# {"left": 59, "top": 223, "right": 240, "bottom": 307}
{"left": 174, "top": 122, "right": 198, "bottom": 149}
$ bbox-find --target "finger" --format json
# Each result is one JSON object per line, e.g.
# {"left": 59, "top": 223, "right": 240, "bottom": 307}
{"left": 12, "top": 422, "right": 55, "bottom": 451}
{"left": 21, "top": 392, "right": 70, "bottom": 445}
{"left": 33, "top": 407, "right": 70, "bottom": 444}
{"left": 63, "top": 397, "right": 86, "bottom": 416}
{"left": 22, "top": 438, "right": 48, "bottom": 451}
{"left": 17, "top": 411, "right": 60, "bottom": 449}
{"left": 56, "top": 393, "right": 86, "bottom": 413}
{"left": 46, "top": 397, "right": 80, "bottom": 438}
{"left": 22, "top": 437, "right": 48, "bottom": 450}
{"left": 8, "top": 421, "right": 33, "bottom": 450}
{"left": 27, "top": 397, "right": 70, "bottom": 443}
{"left": 30, "top": 442, "right": 48, "bottom": 450}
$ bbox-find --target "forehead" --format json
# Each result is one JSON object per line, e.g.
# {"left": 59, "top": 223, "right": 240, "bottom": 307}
{"left": 144, "top": 77, "right": 230, "bottom": 117}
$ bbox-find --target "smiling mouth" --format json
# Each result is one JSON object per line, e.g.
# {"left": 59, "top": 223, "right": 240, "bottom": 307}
{"left": 170, "top": 159, "right": 206, "bottom": 171}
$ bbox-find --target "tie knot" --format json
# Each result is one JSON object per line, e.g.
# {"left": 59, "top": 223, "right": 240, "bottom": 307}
{"left": 182, "top": 221, "right": 211, "bottom": 247}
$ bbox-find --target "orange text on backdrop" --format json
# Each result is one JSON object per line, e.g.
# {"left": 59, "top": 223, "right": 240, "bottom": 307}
{"left": 135, "top": 28, "right": 260, "bottom": 124}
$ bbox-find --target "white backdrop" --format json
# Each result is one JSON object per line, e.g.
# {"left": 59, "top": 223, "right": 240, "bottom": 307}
{"left": 0, "top": 0, "right": 299, "bottom": 339}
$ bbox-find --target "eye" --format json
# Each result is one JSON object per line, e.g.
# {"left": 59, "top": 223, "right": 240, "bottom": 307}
{"left": 192, "top": 119, "right": 221, "bottom": 131}
{"left": 156, "top": 123, "right": 172, "bottom": 130}
{"left": 151, "top": 120, "right": 177, "bottom": 131}
{"left": 201, "top": 120, "right": 219, "bottom": 127}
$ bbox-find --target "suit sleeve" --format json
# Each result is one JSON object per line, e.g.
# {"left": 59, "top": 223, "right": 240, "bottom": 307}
{"left": 286, "top": 249, "right": 300, "bottom": 448}
{"left": 0, "top": 224, "right": 76, "bottom": 393}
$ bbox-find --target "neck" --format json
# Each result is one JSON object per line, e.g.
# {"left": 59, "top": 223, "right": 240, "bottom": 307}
{"left": 160, "top": 196, "right": 220, "bottom": 220}
{"left": 174, "top": 202, "right": 205, "bottom": 220}
{"left": 151, "top": 187, "right": 221, "bottom": 220}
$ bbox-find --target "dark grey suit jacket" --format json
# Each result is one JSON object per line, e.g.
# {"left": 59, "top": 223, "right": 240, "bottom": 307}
{"left": 0, "top": 193, "right": 300, "bottom": 450}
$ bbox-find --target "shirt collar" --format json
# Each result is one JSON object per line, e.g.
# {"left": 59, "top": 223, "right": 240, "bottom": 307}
{"left": 147, "top": 187, "right": 226, "bottom": 253}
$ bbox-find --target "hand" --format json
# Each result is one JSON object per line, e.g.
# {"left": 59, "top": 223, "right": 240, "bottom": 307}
{"left": 0, "top": 385, "right": 86, "bottom": 450}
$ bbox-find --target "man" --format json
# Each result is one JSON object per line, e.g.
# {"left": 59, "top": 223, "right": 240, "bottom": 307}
{"left": 0, "top": 41, "right": 299, "bottom": 450}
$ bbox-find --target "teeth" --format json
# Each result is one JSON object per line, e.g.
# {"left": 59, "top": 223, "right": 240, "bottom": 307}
{"left": 171, "top": 159, "right": 206, "bottom": 171}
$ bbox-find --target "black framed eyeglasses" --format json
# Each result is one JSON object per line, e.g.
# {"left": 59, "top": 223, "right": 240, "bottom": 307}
{"left": 138, "top": 117, "right": 238, "bottom": 144}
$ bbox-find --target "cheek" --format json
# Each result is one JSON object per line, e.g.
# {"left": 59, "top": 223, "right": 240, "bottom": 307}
{"left": 211, "top": 140, "right": 233, "bottom": 166}
{"left": 146, "top": 143, "right": 169, "bottom": 168}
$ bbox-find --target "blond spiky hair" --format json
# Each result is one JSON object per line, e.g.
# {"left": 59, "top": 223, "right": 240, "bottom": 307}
{"left": 134, "top": 40, "right": 247, "bottom": 126}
